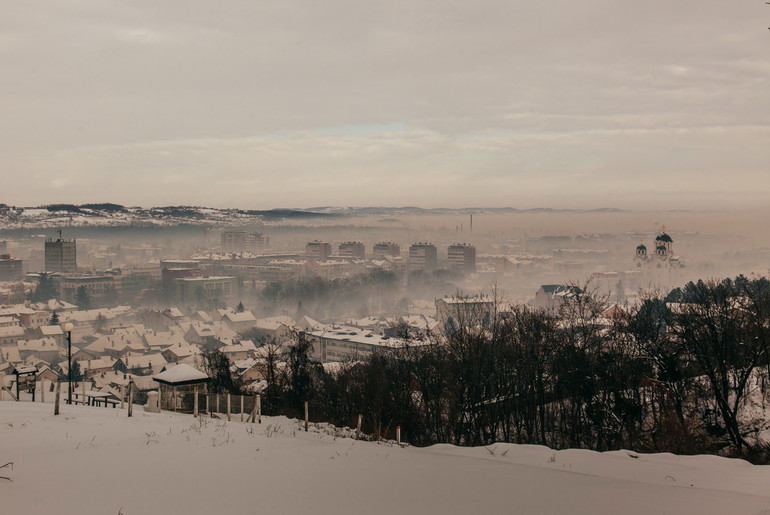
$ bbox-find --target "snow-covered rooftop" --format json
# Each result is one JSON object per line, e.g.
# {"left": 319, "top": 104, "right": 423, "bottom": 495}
{"left": 153, "top": 363, "right": 209, "bottom": 385}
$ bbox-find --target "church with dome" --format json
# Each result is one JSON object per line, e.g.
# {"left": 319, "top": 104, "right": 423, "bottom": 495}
{"left": 634, "top": 226, "right": 684, "bottom": 288}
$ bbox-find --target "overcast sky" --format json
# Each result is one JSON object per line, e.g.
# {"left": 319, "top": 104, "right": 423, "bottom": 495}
{"left": 1, "top": 1, "right": 768, "bottom": 210}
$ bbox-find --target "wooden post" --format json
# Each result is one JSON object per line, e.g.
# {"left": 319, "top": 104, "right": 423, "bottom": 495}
{"left": 81, "top": 380, "right": 86, "bottom": 405}
{"left": 216, "top": 394, "right": 220, "bottom": 414}
{"left": 54, "top": 379, "right": 61, "bottom": 415}
{"left": 119, "top": 385, "right": 124, "bottom": 409}
{"left": 40, "top": 380, "right": 45, "bottom": 403}
{"left": 304, "top": 401, "right": 309, "bottom": 432}
{"left": 194, "top": 386, "right": 199, "bottom": 417}
{"left": 240, "top": 395, "right": 244, "bottom": 422}
{"left": 206, "top": 393, "right": 211, "bottom": 417}
{"left": 249, "top": 393, "right": 262, "bottom": 424}
{"left": 396, "top": 426, "right": 401, "bottom": 445}
{"left": 127, "top": 380, "right": 133, "bottom": 417}
{"left": 356, "top": 414, "right": 362, "bottom": 440}
{"left": 2, "top": 385, "right": 18, "bottom": 402}
{"left": 227, "top": 393, "right": 231, "bottom": 421}
{"left": 172, "top": 386, "right": 177, "bottom": 412}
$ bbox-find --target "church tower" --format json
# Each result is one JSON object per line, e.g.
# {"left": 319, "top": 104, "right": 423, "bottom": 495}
{"left": 633, "top": 225, "right": 683, "bottom": 289}
{"left": 654, "top": 225, "right": 673, "bottom": 258}
{"left": 634, "top": 241, "right": 648, "bottom": 267}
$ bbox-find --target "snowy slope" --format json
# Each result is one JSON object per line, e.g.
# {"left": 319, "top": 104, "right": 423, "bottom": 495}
{"left": 1, "top": 401, "right": 770, "bottom": 515}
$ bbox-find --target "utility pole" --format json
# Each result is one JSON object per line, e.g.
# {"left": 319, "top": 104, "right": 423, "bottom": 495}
{"left": 64, "top": 322, "right": 74, "bottom": 404}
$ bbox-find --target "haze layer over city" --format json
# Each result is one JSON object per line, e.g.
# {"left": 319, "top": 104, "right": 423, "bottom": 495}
{"left": 2, "top": 2, "right": 770, "bottom": 515}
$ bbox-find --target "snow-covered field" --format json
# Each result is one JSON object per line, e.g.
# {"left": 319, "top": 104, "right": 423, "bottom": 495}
{"left": 2, "top": 401, "right": 770, "bottom": 515}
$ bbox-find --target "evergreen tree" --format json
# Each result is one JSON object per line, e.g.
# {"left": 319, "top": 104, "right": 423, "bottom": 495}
{"left": 69, "top": 360, "right": 83, "bottom": 382}
{"left": 49, "top": 310, "right": 60, "bottom": 326}
{"left": 74, "top": 286, "right": 92, "bottom": 310}
{"left": 94, "top": 313, "right": 107, "bottom": 333}
{"left": 235, "top": 301, "right": 245, "bottom": 313}
{"left": 29, "top": 273, "right": 59, "bottom": 303}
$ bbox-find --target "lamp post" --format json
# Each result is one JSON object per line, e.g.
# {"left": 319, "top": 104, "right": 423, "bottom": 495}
{"left": 64, "top": 322, "right": 74, "bottom": 404}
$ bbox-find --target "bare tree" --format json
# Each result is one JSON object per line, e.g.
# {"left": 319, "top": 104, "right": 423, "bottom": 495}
{"left": 671, "top": 278, "right": 767, "bottom": 454}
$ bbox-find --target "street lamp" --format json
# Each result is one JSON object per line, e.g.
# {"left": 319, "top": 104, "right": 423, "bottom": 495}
{"left": 64, "top": 322, "right": 74, "bottom": 404}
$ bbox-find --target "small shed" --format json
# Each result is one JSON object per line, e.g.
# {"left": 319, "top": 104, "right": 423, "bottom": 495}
{"left": 152, "top": 364, "right": 209, "bottom": 414}
{"left": 12, "top": 364, "right": 38, "bottom": 401}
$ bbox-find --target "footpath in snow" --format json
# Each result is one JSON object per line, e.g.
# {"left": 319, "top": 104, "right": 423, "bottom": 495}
{"left": 2, "top": 401, "right": 770, "bottom": 515}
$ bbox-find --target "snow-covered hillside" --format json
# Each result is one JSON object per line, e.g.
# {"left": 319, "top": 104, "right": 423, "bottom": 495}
{"left": 0, "top": 204, "right": 626, "bottom": 230}
{"left": 0, "top": 205, "right": 342, "bottom": 230}
{"left": 1, "top": 401, "right": 769, "bottom": 515}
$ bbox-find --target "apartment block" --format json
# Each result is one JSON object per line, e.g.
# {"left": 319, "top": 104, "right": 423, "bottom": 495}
{"left": 221, "top": 230, "right": 269, "bottom": 252}
{"left": 372, "top": 242, "right": 400, "bottom": 258}
{"left": 306, "top": 241, "right": 332, "bottom": 260}
{"left": 338, "top": 241, "right": 365, "bottom": 259}
{"left": 447, "top": 243, "right": 477, "bottom": 274}
{"left": 408, "top": 243, "right": 437, "bottom": 272}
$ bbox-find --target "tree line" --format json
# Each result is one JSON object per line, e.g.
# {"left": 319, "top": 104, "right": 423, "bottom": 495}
{"left": 236, "top": 275, "right": 770, "bottom": 461}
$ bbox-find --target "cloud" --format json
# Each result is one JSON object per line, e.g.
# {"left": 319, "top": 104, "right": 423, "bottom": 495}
{"left": 0, "top": 0, "right": 767, "bottom": 209}
{"left": 5, "top": 120, "right": 766, "bottom": 210}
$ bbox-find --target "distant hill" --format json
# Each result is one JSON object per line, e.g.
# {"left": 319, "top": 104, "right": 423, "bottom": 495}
{"left": 0, "top": 203, "right": 626, "bottom": 230}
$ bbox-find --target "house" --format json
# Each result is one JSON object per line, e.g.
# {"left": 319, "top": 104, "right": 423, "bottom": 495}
{"left": 295, "top": 315, "right": 325, "bottom": 332}
{"left": 252, "top": 317, "right": 295, "bottom": 343}
{"left": 435, "top": 295, "right": 495, "bottom": 331}
{"left": 71, "top": 348, "right": 101, "bottom": 362}
{"left": 0, "top": 346, "right": 21, "bottom": 364}
{"left": 302, "top": 326, "right": 429, "bottom": 363}
{"left": 59, "top": 306, "right": 135, "bottom": 339}
{"left": 183, "top": 321, "right": 237, "bottom": 346}
{"left": 0, "top": 316, "right": 20, "bottom": 328}
{"left": 222, "top": 311, "right": 257, "bottom": 332}
{"left": 0, "top": 306, "right": 50, "bottom": 328}
{"left": 161, "top": 342, "right": 201, "bottom": 362}
{"left": 0, "top": 326, "right": 26, "bottom": 348}
{"left": 36, "top": 325, "right": 65, "bottom": 346}
{"left": 91, "top": 370, "right": 133, "bottom": 390}
{"left": 221, "top": 340, "right": 257, "bottom": 361}
{"left": 534, "top": 284, "right": 584, "bottom": 312}
{"left": 28, "top": 299, "right": 78, "bottom": 313}
{"left": 165, "top": 307, "right": 184, "bottom": 318}
{"left": 239, "top": 361, "right": 268, "bottom": 386}
{"left": 85, "top": 332, "right": 147, "bottom": 358}
{"left": 143, "top": 330, "right": 187, "bottom": 352}
{"left": 114, "top": 352, "right": 168, "bottom": 376}
{"left": 239, "top": 345, "right": 288, "bottom": 385}
{"left": 17, "top": 338, "right": 64, "bottom": 363}
{"left": 193, "top": 311, "right": 213, "bottom": 323}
